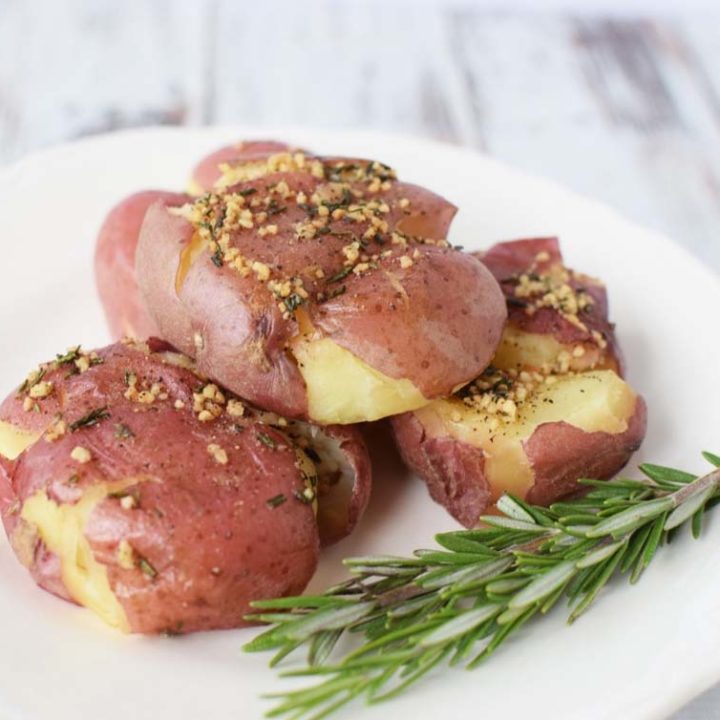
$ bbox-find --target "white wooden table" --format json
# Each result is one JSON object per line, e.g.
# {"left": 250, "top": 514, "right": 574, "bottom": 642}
{"left": 1, "top": 1, "right": 719, "bottom": 717}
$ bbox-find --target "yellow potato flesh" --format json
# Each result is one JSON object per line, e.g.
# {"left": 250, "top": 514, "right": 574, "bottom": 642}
{"left": 0, "top": 420, "right": 41, "bottom": 460}
{"left": 20, "top": 479, "right": 141, "bottom": 632}
{"left": 414, "top": 369, "right": 637, "bottom": 500}
{"left": 493, "top": 325, "right": 607, "bottom": 373}
{"left": 290, "top": 334, "right": 428, "bottom": 424}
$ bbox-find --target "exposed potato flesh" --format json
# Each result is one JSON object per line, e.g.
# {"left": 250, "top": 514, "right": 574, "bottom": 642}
{"left": 0, "top": 421, "right": 41, "bottom": 460}
{"left": 20, "top": 480, "right": 142, "bottom": 632}
{"left": 290, "top": 334, "right": 428, "bottom": 424}
{"left": 493, "top": 326, "right": 610, "bottom": 374}
{"left": 413, "top": 369, "right": 637, "bottom": 500}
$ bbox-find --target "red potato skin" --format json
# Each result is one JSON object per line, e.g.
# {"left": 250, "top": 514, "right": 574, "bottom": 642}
{"left": 137, "top": 148, "right": 506, "bottom": 419}
{"left": 94, "top": 191, "right": 188, "bottom": 339}
{"left": 391, "top": 396, "right": 648, "bottom": 528}
{"left": 391, "top": 412, "right": 490, "bottom": 528}
{"left": 524, "top": 396, "right": 647, "bottom": 506}
{"left": 0, "top": 343, "right": 320, "bottom": 634}
{"left": 312, "top": 249, "right": 505, "bottom": 399}
{"left": 478, "top": 237, "right": 624, "bottom": 374}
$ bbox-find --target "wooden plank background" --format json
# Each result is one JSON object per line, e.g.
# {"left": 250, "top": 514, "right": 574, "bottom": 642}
{"left": 1, "top": 0, "right": 719, "bottom": 275}
{"left": 0, "top": 1, "right": 718, "bottom": 717}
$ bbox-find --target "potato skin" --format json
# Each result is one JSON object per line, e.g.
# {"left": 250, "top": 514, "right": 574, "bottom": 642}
{"left": 391, "top": 411, "right": 490, "bottom": 528}
{"left": 0, "top": 342, "right": 320, "bottom": 634}
{"left": 95, "top": 191, "right": 188, "bottom": 339}
{"left": 137, "top": 146, "right": 506, "bottom": 420}
{"left": 524, "top": 398, "right": 647, "bottom": 505}
{"left": 392, "top": 396, "right": 647, "bottom": 527}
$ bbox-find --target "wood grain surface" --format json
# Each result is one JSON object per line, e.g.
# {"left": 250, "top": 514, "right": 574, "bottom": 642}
{"left": 0, "top": 1, "right": 718, "bottom": 717}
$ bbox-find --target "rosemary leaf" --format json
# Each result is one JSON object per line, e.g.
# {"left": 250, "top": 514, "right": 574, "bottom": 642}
{"left": 246, "top": 454, "right": 720, "bottom": 719}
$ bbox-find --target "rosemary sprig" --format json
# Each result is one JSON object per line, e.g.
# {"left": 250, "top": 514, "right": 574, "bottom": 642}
{"left": 245, "top": 453, "right": 720, "bottom": 719}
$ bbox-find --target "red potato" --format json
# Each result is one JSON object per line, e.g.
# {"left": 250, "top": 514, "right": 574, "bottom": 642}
{"left": 392, "top": 237, "right": 647, "bottom": 527}
{"left": 0, "top": 340, "right": 371, "bottom": 634}
{"left": 95, "top": 190, "right": 188, "bottom": 339}
{"left": 136, "top": 144, "right": 507, "bottom": 424}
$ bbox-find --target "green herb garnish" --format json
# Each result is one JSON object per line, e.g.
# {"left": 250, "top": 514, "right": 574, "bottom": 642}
{"left": 55, "top": 345, "right": 81, "bottom": 364}
{"left": 267, "top": 494, "right": 288, "bottom": 509}
{"left": 323, "top": 286, "right": 347, "bottom": 302}
{"left": 245, "top": 453, "right": 720, "bottom": 719}
{"left": 139, "top": 557, "right": 158, "bottom": 579}
{"left": 284, "top": 293, "right": 305, "bottom": 313}
{"left": 257, "top": 432, "right": 277, "bottom": 449}
{"left": 267, "top": 200, "right": 287, "bottom": 216}
{"left": 293, "top": 488, "right": 316, "bottom": 505}
{"left": 327, "top": 267, "right": 352, "bottom": 284}
{"left": 114, "top": 423, "right": 135, "bottom": 440}
{"left": 18, "top": 367, "right": 45, "bottom": 395}
{"left": 69, "top": 406, "right": 110, "bottom": 432}
{"left": 211, "top": 247, "right": 224, "bottom": 267}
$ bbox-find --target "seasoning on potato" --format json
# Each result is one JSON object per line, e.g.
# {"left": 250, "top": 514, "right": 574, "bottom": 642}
{"left": 392, "top": 237, "right": 646, "bottom": 527}
{"left": 0, "top": 340, "right": 371, "bottom": 634}
{"left": 130, "top": 142, "right": 507, "bottom": 423}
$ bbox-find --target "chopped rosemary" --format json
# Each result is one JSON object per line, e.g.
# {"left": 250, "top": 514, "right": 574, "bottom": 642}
{"left": 69, "top": 406, "right": 110, "bottom": 432}
{"left": 267, "top": 200, "right": 287, "bottom": 216}
{"left": 114, "top": 423, "right": 135, "bottom": 440}
{"left": 246, "top": 453, "right": 720, "bottom": 719}
{"left": 327, "top": 267, "right": 352, "bottom": 284}
{"left": 18, "top": 367, "right": 45, "bottom": 395}
{"left": 284, "top": 293, "right": 305, "bottom": 313}
{"left": 211, "top": 247, "right": 224, "bottom": 267}
{"left": 55, "top": 346, "right": 81, "bottom": 364}
{"left": 257, "top": 431, "right": 277, "bottom": 449}
{"left": 267, "top": 494, "right": 288, "bottom": 509}
{"left": 139, "top": 557, "right": 158, "bottom": 579}
{"left": 323, "top": 286, "right": 347, "bottom": 302}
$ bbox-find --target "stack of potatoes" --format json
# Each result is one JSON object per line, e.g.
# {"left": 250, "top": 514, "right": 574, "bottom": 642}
{"left": 0, "top": 141, "right": 645, "bottom": 634}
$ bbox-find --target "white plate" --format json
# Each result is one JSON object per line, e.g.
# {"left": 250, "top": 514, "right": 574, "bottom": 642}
{"left": 1, "top": 127, "right": 719, "bottom": 720}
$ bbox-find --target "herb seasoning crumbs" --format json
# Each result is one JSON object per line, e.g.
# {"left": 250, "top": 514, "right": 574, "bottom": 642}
{"left": 70, "top": 446, "right": 92, "bottom": 464}
{"left": 256, "top": 431, "right": 277, "bottom": 449}
{"left": 293, "top": 488, "right": 316, "bottom": 505}
{"left": 69, "top": 406, "right": 110, "bottom": 432}
{"left": 266, "top": 494, "right": 287, "bottom": 509}
{"left": 114, "top": 423, "right": 135, "bottom": 440}
{"left": 138, "top": 557, "right": 158, "bottom": 579}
